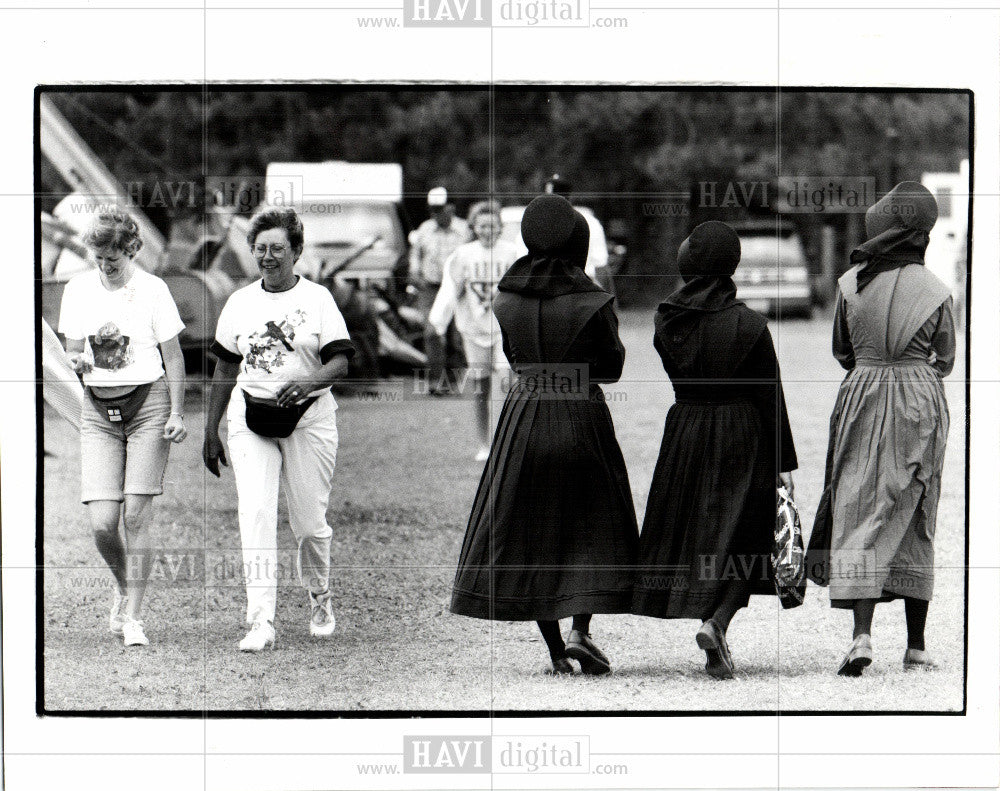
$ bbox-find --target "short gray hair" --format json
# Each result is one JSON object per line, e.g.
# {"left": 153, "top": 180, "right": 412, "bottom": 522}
{"left": 247, "top": 206, "right": 304, "bottom": 251}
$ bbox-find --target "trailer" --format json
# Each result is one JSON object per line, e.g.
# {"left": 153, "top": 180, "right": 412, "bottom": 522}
{"left": 921, "top": 159, "right": 969, "bottom": 300}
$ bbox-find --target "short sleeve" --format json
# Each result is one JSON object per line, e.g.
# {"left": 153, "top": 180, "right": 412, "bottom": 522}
{"left": 445, "top": 250, "right": 464, "bottom": 288}
{"left": 427, "top": 254, "right": 460, "bottom": 335}
{"left": 151, "top": 278, "right": 185, "bottom": 343}
{"left": 58, "top": 278, "right": 83, "bottom": 340}
{"left": 210, "top": 295, "right": 242, "bottom": 364}
{"left": 318, "top": 289, "right": 356, "bottom": 363}
{"left": 408, "top": 226, "right": 424, "bottom": 271}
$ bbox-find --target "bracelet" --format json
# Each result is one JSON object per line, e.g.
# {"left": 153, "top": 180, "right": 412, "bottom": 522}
{"left": 170, "top": 412, "right": 184, "bottom": 419}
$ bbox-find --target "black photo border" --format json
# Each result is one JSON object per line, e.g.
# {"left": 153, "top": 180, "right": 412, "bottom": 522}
{"left": 31, "top": 82, "right": 974, "bottom": 720}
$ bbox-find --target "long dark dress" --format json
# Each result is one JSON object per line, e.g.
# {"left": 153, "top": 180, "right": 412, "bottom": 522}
{"left": 631, "top": 305, "right": 797, "bottom": 619}
{"left": 449, "top": 294, "right": 639, "bottom": 621}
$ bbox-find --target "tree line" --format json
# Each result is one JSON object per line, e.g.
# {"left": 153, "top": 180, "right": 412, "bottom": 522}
{"left": 43, "top": 88, "right": 969, "bottom": 303}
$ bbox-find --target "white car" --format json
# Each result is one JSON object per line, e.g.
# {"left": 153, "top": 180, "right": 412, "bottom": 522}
{"left": 729, "top": 222, "right": 812, "bottom": 318}
{"left": 499, "top": 204, "right": 607, "bottom": 280}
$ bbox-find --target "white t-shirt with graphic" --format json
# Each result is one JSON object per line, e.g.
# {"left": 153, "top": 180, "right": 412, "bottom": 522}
{"left": 213, "top": 277, "right": 354, "bottom": 402}
{"left": 58, "top": 268, "right": 185, "bottom": 387}
{"left": 428, "top": 239, "right": 519, "bottom": 348}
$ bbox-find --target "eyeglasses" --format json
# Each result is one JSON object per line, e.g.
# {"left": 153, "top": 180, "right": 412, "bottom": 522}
{"left": 251, "top": 242, "right": 289, "bottom": 258}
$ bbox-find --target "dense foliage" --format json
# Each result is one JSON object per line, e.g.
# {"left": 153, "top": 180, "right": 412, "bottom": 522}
{"left": 44, "top": 88, "right": 969, "bottom": 302}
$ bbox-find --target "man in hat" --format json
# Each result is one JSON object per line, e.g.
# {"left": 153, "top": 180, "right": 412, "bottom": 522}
{"left": 545, "top": 174, "right": 612, "bottom": 292}
{"left": 409, "top": 187, "right": 469, "bottom": 394}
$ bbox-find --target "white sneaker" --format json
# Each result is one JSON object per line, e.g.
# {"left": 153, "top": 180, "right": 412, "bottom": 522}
{"left": 109, "top": 588, "right": 128, "bottom": 635}
{"left": 122, "top": 617, "right": 149, "bottom": 647}
{"left": 474, "top": 446, "right": 490, "bottom": 462}
{"left": 309, "top": 589, "right": 336, "bottom": 637}
{"left": 239, "top": 619, "right": 275, "bottom": 652}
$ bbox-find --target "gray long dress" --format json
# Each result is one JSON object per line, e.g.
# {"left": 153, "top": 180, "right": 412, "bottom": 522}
{"left": 825, "top": 264, "right": 955, "bottom": 606}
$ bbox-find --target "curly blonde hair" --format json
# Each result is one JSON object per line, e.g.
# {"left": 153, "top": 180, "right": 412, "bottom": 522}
{"left": 82, "top": 208, "right": 144, "bottom": 257}
{"left": 467, "top": 199, "right": 502, "bottom": 227}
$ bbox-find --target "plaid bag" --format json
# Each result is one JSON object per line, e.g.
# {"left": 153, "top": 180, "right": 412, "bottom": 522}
{"left": 772, "top": 485, "right": 806, "bottom": 609}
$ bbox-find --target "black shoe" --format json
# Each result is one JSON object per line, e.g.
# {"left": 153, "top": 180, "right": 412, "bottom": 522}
{"left": 696, "top": 619, "right": 735, "bottom": 680}
{"left": 544, "top": 657, "right": 576, "bottom": 675}
{"left": 565, "top": 630, "right": 612, "bottom": 675}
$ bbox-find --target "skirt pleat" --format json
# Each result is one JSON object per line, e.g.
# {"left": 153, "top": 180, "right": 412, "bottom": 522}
{"left": 827, "top": 363, "right": 948, "bottom": 605}
{"left": 450, "top": 382, "right": 639, "bottom": 621}
{"left": 631, "top": 401, "right": 775, "bottom": 620}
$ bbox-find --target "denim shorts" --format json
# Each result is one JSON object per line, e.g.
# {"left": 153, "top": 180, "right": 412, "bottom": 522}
{"left": 79, "top": 377, "right": 172, "bottom": 503}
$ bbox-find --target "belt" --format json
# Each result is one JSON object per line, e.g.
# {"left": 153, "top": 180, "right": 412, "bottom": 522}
{"left": 854, "top": 358, "right": 931, "bottom": 368}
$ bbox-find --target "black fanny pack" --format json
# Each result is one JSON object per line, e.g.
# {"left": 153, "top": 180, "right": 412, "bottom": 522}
{"left": 86, "top": 382, "right": 154, "bottom": 424}
{"left": 242, "top": 390, "right": 318, "bottom": 438}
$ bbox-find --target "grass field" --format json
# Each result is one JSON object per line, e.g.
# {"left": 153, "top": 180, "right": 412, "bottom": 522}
{"left": 41, "top": 308, "right": 966, "bottom": 712}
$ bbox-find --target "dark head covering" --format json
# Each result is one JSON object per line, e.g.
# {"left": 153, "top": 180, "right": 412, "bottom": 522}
{"left": 851, "top": 181, "right": 938, "bottom": 292}
{"left": 664, "top": 221, "right": 742, "bottom": 311}
{"left": 498, "top": 194, "right": 604, "bottom": 298}
{"left": 655, "top": 221, "right": 762, "bottom": 373}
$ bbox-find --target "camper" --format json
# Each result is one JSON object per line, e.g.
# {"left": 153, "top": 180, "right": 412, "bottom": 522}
{"left": 921, "top": 159, "right": 969, "bottom": 301}
{"left": 265, "top": 161, "right": 424, "bottom": 375}
{"left": 265, "top": 161, "right": 410, "bottom": 287}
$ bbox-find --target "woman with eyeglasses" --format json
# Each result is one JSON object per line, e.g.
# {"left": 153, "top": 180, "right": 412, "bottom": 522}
{"left": 203, "top": 206, "right": 356, "bottom": 652}
{"left": 59, "top": 208, "right": 188, "bottom": 648}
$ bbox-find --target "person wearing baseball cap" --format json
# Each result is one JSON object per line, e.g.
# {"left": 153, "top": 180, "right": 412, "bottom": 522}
{"left": 409, "top": 187, "right": 470, "bottom": 394}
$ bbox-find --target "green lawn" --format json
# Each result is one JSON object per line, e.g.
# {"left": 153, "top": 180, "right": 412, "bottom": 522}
{"left": 42, "top": 308, "right": 966, "bottom": 712}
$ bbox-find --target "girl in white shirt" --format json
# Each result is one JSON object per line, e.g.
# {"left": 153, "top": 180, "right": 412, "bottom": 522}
{"left": 429, "top": 202, "right": 519, "bottom": 461}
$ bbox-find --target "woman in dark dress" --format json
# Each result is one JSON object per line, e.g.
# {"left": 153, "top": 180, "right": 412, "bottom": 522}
{"left": 631, "top": 221, "right": 797, "bottom": 680}
{"left": 450, "top": 195, "right": 639, "bottom": 675}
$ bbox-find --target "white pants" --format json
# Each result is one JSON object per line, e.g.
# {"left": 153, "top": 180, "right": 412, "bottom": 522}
{"left": 226, "top": 390, "right": 339, "bottom": 625}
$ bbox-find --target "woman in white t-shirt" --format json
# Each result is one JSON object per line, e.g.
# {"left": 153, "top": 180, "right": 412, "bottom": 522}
{"left": 203, "top": 206, "right": 356, "bottom": 653}
{"left": 429, "top": 201, "right": 518, "bottom": 461}
{"left": 58, "top": 209, "right": 187, "bottom": 648}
